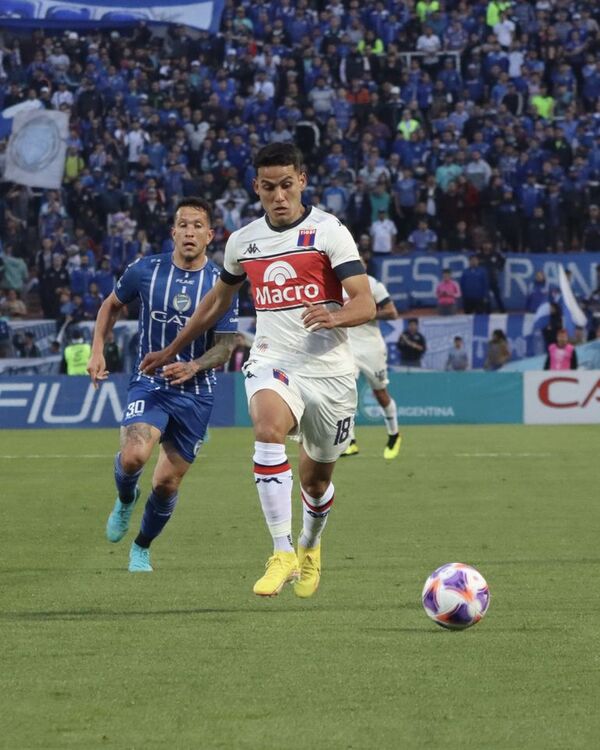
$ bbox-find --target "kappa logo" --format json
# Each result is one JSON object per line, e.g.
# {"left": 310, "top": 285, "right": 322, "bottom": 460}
{"left": 244, "top": 242, "right": 260, "bottom": 255}
{"left": 255, "top": 477, "right": 283, "bottom": 484}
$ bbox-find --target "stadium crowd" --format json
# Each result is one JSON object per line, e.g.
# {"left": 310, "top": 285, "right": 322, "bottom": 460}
{"left": 1, "top": 0, "right": 600, "bottom": 341}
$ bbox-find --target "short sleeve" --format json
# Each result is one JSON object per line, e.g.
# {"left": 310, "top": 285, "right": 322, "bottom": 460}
{"left": 223, "top": 231, "right": 244, "bottom": 278}
{"left": 322, "top": 218, "right": 360, "bottom": 269}
{"left": 114, "top": 258, "right": 142, "bottom": 304}
{"left": 372, "top": 279, "right": 391, "bottom": 305}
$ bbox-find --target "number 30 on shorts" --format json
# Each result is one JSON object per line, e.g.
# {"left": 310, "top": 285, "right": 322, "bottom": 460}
{"left": 125, "top": 399, "right": 145, "bottom": 419}
{"left": 333, "top": 416, "right": 352, "bottom": 445}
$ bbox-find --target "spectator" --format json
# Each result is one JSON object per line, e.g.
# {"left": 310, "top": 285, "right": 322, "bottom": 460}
{"left": 397, "top": 318, "right": 427, "bottom": 368}
{"left": 544, "top": 329, "right": 578, "bottom": 370}
{"left": 228, "top": 332, "right": 252, "bottom": 372}
{"left": 93, "top": 257, "right": 116, "bottom": 300}
{"left": 408, "top": 219, "right": 438, "bottom": 252}
{"left": 17, "top": 331, "right": 41, "bottom": 358}
{"left": 39, "top": 253, "right": 69, "bottom": 320}
{"left": 524, "top": 206, "right": 553, "bottom": 254}
{"left": 63, "top": 327, "right": 91, "bottom": 376}
{"left": 484, "top": 329, "right": 511, "bottom": 371}
{"left": 525, "top": 271, "right": 548, "bottom": 313}
{"left": 103, "top": 330, "right": 123, "bottom": 373}
{"left": 347, "top": 180, "right": 372, "bottom": 238}
{"left": 460, "top": 255, "right": 489, "bottom": 314}
{"left": 0, "top": 288, "right": 27, "bottom": 318}
{"left": 0, "top": 245, "right": 28, "bottom": 294}
{"left": 542, "top": 302, "right": 564, "bottom": 352}
{"left": 370, "top": 210, "right": 397, "bottom": 255}
{"left": 436, "top": 268, "right": 461, "bottom": 315}
{"left": 464, "top": 150, "right": 492, "bottom": 192}
{"left": 582, "top": 205, "right": 600, "bottom": 252}
{"left": 445, "top": 336, "right": 469, "bottom": 371}
{"left": 477, "top": 240, "right": 506, "bottom": 313}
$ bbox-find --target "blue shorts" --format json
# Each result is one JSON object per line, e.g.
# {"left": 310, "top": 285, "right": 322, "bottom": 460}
{"left": 122, "top": 379, "right": 214, "bottom": 463}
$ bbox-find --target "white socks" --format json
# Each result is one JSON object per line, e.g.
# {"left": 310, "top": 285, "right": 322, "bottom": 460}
{"left": 299, "top": 483, "right": 335, "bottom": 550}
{"left": 382, "top": 397, "right": 399, "bottom": 436}
{"left": 253, "top": 442, "right": 294, "bottom": 552}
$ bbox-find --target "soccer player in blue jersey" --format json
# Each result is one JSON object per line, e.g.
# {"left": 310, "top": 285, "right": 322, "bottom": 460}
{"left": 86, "top": 197, "right": 238, "bottom": 572}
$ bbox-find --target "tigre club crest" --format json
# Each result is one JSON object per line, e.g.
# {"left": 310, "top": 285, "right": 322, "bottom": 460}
{"left": 173, "top": 292, "right": 192, "bottom": 313}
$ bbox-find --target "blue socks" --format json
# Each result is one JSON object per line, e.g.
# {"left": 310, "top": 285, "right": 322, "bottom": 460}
{"left": 135, "top": 490, "right": 178, "bottom": 548}
{"left": 114, "top": 452, "right": 142, "bottom": 503}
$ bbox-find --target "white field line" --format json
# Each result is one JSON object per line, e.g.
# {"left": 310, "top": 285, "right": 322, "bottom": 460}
{"left": 452, "top": 452, "right": 552, "bottom": 458}
{"left": 0, "top": 454, "right": 114, "bottom": 459}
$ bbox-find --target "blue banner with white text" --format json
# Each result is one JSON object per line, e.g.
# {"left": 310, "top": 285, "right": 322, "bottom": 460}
{"left": 356, "top": 372, "right": 523, "bottom": 425}
{"left": 0, "top": 373, "right": 235, "bottom": 429}
{"left": 0, "top": 0, "right": 224, "bottom": 32}
{"left": 371, "top": 253, "right": 600, "bottom": 312}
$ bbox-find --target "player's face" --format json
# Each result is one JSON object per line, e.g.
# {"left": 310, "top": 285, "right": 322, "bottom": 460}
{"left": 171, "top": 206, "right": 214, "bottom": 268}
{"left": 253, "top": 165, "right": 307, "bottom": 227}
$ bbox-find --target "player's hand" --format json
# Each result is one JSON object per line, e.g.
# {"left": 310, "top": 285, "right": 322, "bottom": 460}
{"left": 162, "top": 360, "right": 200, "bottom": 385}
{"left": 140, "top": 348, "right": 173, "bottom": 375}
{"left": 87, "top": 353, "right": 109, "bottom": 388}
{"left": 301, "top": 302, "right": 337, "bottom": 331}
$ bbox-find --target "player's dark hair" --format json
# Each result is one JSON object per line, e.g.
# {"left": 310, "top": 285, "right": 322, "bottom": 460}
{"left": 173, "top": 197, "right": 213, "bottom": 226}
{"left": 253, "top": 143, "right": 304, "bottom": 172}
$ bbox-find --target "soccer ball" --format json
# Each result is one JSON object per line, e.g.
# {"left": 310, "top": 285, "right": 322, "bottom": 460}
{"left": 422, "top": 563, "right": 490, "bottom": 630}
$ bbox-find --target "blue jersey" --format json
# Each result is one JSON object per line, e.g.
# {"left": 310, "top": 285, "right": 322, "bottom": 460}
{"left": 115, "top": 253, "right": 238, "bottom": 393}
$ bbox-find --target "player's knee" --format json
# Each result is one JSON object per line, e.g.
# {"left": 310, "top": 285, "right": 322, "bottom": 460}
{"left": 301, "top": 479, "right": 329, "bottom": 499}
{"left": 253, "top": 422, "right": 287, "bottom": 444}
{"left": 153, "top": 476, "right": 180, "bottom": 497}
{"left": 120, "top": 451, "right": 146, "bottom": 474}
{"left": 375, "top": 390, "right": 390, "bottom": 407}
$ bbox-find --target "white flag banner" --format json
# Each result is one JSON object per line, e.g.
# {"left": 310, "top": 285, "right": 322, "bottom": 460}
{"left": 3, "top": 109, "right": 69, "bottom": 189}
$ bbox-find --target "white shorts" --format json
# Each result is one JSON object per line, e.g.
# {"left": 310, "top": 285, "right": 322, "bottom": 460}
{"left": 353, "top": 345, "right": 389, "bottom": 390}
{"left": 243, "top": 360, "right": 357, "bottom": 463}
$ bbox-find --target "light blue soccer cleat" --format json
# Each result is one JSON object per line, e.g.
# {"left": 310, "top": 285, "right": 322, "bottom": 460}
{"left": 105, "top": 486, "right": 140, "bottom": 543}
{"left": 128, "top": 542, "right": 153, "bottom": 573}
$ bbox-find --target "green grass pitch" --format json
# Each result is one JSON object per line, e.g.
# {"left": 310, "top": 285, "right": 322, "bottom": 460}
{"left": 2, "top": 425, "right": 599, "bottom": 749}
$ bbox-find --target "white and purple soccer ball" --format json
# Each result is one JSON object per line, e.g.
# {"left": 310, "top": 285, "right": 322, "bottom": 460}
{"left": 422, "top": 563, "right": 490, "bottom": 630}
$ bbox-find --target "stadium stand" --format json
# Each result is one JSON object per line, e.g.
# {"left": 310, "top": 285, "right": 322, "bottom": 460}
{"left": 1, "top": 0, "right": 600, "bottom": 363}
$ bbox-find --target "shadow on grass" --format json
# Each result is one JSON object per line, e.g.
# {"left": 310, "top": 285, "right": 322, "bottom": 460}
{"left": 2, "top": 601, "right": 422, "bottom": 621}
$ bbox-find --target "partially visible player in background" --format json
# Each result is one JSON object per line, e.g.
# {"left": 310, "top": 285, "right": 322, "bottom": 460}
{"left": 342, "top": 258, "right": 401, "bottom": 459}
{"left": 140, "top": 143, "right": 375, "bottom": 599}
{"left": 87, "top": 197, "right": 238, "bottom": 572}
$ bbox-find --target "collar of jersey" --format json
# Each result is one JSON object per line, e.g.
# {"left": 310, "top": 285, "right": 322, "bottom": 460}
{"left": 170, "top": 254, "right": 208, "bottom": 272}
{"left": 264, "top": 204, "right": 312, "bottom": 233}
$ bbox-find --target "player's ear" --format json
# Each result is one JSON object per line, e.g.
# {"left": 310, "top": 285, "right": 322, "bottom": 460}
{"left": 206, "top": 227, "right": 215, "bottom": 244}
{"left": 298, "top": 170, "right": 307, "bottom": 190}
{"left": 252, "top": 177, "right": 259, "bottom": 195}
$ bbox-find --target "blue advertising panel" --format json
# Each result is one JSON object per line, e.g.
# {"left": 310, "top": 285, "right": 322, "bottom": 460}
{"left": 355, "top": 372, "right": 523, "bottom": 425}
{"left": 0, "top": 0, "right": 224, "bottom": 32}
{"left": 371, "top": 253, "right": 600, "bottom": 312}
{"left": 0, "top": 373, "right": 236, "bottom": 429}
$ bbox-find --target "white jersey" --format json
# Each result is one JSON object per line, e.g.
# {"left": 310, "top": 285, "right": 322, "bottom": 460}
{"left": 346, "top": 274, "right": 389, "bottom": 352}
{"left": 224, "top": 206, "right": 361, "bottom": 377}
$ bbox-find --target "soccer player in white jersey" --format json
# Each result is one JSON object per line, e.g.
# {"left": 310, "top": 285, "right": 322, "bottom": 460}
{"left": 342, "top": 259, "right": 402, "bottom": 459}
{"left": 87, "top": 198, "right": 238, "bottom": 572}
{"left": 141, "top": 143, "right": 375, "bottom": 598}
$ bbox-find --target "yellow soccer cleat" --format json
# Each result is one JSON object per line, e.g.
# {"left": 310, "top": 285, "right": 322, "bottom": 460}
{"left": 383, "top": 433, "right": 402, "bottom": 460}
{"left": 341, "top": 440, "right": 359, "bottom": 457}
{"left": 253, "top": 551, "right": 300, "bottom": 597}
{"left": 294, "top": 544, "right": 321, "bottom": 598}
